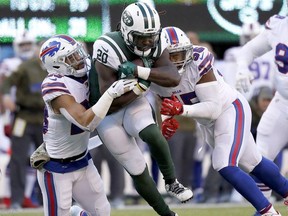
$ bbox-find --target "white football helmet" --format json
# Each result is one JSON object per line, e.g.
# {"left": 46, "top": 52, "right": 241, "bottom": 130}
{"left": 120, "top": 2, "right": 161, "bottom": 57}
{"left": 39, "top": 35, "right": 91, "bottom": 77}
{"left": 13, "top": 29, "right": 36, "bottom": 60}
{"left": 163, "top": 26, "right": 193, "bottom": 75}
{"left": 240, "top": 21, "right": 261, "bottom": 46}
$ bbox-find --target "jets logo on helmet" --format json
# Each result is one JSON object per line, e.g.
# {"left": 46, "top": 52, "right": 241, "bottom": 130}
{"left": 120, "top": 2, "right": 161, "bottom": 57}
{"left": 40, "top": 41, "right": 61, "bottom": 63}
{"left": 122, "top": 10, "right": 133, "bottom": 27}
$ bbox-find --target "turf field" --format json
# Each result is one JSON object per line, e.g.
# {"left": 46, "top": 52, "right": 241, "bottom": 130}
{"left": 0, "top": 202, "right": 286, "bottom": 216}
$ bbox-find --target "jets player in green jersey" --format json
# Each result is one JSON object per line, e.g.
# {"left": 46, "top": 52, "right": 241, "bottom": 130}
{"left": 89, "top": 2, "right": 193, "bottom": 216}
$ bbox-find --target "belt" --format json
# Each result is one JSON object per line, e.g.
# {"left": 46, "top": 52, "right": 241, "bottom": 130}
{"left": 50, "top": 150, "right": 87, "bottom": 163}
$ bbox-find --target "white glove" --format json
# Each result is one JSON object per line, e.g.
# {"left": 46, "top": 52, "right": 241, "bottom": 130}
{"left": 107, "top": 78, "right": 137, "bottom": 98}
{"left": 235, "top": 71, "right": 254, "bottom": 93}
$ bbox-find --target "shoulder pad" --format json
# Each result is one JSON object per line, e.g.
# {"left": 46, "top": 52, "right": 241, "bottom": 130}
{"left": 192, "top": 45, "right": 214, "bottom": 76}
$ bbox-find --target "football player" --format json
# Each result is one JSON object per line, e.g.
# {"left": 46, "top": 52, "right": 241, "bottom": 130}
{"left": 90, "top": 2, "right": 192, "bottom": 216}
{"left": 38, "top": 34, "right": 135, "bottom": 216}
{"left": 235, "top": 14, "right": 288, "bottom": 216}
{"left": 155, "top": 26, "right": 288, "bottom": 216}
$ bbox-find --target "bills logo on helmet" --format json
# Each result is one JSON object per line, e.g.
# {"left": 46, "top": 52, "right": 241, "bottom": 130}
{"left": 122, "top": 10, "right": 133, "bottom": 26}
{"left": 40, "top": 41, "right": 61, "bottom": 63}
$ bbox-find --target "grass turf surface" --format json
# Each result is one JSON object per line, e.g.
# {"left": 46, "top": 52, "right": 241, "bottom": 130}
{"left": 0, "top": 202, "right": 286, "bottom": 216}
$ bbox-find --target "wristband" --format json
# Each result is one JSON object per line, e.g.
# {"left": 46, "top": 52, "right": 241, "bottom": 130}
{"left": 137, "top": 66, "right": 151, "bottom": 80}
{"left": 132, "top": 83, "right": 143, "bottom": 96}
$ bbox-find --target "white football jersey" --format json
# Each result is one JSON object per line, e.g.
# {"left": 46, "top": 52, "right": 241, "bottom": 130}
{"left": 42, "top": 74, "right": 90, "bottom": 158}
{"left": 264, "top": 15, "right": 288, "bottom": 98}
{"left": 151, "top": 45, "right": 238, "bottom": 125}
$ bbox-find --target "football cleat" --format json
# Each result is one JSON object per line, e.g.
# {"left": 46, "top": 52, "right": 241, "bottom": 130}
{"left": 165, "top": 179, "right": 193, "bottom": 203}
{"left": 261, "top": 211, "right": 281, "bottom": 216}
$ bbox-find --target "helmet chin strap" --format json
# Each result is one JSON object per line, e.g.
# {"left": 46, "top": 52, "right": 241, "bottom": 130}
{"left": 71, "top": 58, "right": 91, "bottom": 77}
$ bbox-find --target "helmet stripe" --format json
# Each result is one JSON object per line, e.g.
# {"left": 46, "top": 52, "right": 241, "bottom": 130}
{"left": 143, "top": 3, "right": 155, "bottom": 29}
{"left": 137, "top": 3, "right": 148, "bottom": 29}
{"left": 54, "top": 34, "right": 76, "bottom": 45}
{"left": 166, "top": 27, "right": 179, "bottom": 44}
{"left": 137, "top": 3, "right": 155, "bottom": 29}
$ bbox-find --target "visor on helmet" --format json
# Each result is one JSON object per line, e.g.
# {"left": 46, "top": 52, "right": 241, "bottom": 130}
{"left": 129, "top": 31, "right": 160, "bottom": 51}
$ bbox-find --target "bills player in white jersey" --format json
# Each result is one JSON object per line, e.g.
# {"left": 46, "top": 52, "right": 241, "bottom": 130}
{"left": 153, "top": 26, "right": 288, "bottom": 216}
{"left": 235, "top": 14, "right": 288, "bottom": 215}
{"left": 38, "top": 34, "right": 136, "bottom": 216}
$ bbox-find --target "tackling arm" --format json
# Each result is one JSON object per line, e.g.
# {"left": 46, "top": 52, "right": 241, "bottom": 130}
{"left": 182, "top": 70, "right": 222, "bottom": 120}
{"left": 51, "top": 78, "right": 136, "bottom": 131}
{"left": 161, "top": 69, "right": 222, "bottom": 120}
{"left": 95, "top": 60, "right": 138, "bottom": 113}
{"left": 142, "top": 49, "right": 181, "bottom": 87}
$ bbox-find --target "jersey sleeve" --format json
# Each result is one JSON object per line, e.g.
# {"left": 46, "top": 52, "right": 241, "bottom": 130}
{"left": 192, "top": 45, "right": 214, "bottom": 77}
{"left": 41, "top": 74, "right": 71, "bottom": 103}
{"left": 92, "top": 37, "right": 127, "bottom": 70}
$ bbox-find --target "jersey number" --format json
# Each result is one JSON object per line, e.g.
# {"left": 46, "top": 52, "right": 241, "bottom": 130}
{"left": 275, "top": 43, "right": 288, "bottom": 74}
{"left": 96, "top": 49, "right": 108, "bottom": 64}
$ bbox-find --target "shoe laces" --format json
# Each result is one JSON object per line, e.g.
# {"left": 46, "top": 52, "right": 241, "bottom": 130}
{"left": 168, "top": 181, "right": 186, "bottom": 194}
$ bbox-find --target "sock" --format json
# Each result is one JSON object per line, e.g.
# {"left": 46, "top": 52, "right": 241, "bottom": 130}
{"left": 219, "top": 166, "right": 270, "bottom": 211}
{"left": 250, "top": 175, "right": 272, "bottom": 199}
{"left": 139, "top": 124, "right": 176, "bottom": 182}
{"left": 131, "top": 166, "right": 171, "bottom": 216}
{"left": 251, "top": 157, "right": 288, "bottom": 198}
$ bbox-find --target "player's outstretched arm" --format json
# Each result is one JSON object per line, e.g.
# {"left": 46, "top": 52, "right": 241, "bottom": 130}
{"left": 51, "top": 79, "right": 136, "bottom": 132}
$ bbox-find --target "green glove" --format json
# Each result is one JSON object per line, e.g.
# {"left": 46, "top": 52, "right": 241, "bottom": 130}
{"left": 118, "top": 61, "right": 136, "bottom": 79}
{"left": 137, "top": 78, "right": 151, "bottom": 91}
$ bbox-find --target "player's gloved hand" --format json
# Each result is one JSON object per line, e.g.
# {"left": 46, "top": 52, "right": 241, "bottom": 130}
{"left": 133, "top": 78, "right": 151, "bottom": 95}
{"left": 107, "top": 78, "right": 137, "bottom": 98}
{"left": 160, "top": 95, "right": 183, "bottom": 116}
{"left": 30, "top": 142, "right": 50, "bottom": 170}
{"left": 118, "top": 61, "right": 137, "bottom": 79}
{"left": 235, "top": 70, "right": 254, "bottom": 93}
{"left": 161, "top": 117, "right": 179, "bottom": 140}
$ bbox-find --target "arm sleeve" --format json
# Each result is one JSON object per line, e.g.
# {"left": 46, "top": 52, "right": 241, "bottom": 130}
{"left": 59, "top": 91, "right": 114, "bottom": 132}
{"left": 236, "top": 32, "right": 272, "bottom": 70}
{"left": 181, "top": 81, "right": 222, "bottom": 120}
